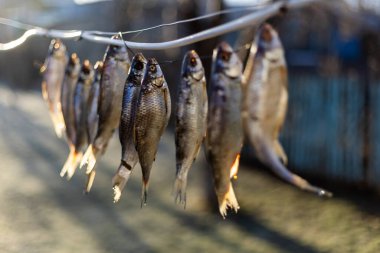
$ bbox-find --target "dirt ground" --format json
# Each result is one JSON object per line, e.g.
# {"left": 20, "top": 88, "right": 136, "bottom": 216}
{"left": 0, "top": 86, "right": 379, "bottom": 253}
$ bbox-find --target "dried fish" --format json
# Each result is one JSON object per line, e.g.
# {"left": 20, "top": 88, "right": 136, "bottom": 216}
{"left": 81, "top": 35, "right": 130, "bottom": 193}
{"left": 205, "top": 42, "right": 243, "bottom": 218}
{"left": 60, "top": 60, "right": 94, "bottom": 179}
{"left": 87, "top": 61, "right": 103, "bottom": 144}
{"left": 134, "top": 58, "right": 171, "bottom": 206}
{"left": 174, "top": 50, "right": 207, "bottom": 207}
{"left": 243, "top": 23, "right": 332, "bottom": 197}
{"left": 112, "top": 53, "right": 147, "bottom": 203}
{"left": 61, "top": 53, "right": 81, "bottom": 146}
{"left": 41, "top": 39, "right": 68, "bottom": 138}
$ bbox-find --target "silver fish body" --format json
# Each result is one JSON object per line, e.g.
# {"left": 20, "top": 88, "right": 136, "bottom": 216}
{"left": 205, "top": 42, "right": 243, "bottom": 218}
{"left": 60, "top": 60, "right": 94, "bottom": 179}
{"left": 174, "top": 50, "right": 207, "bottom": 207}
{"left": 61, "top": 53, "right": 81, "bottom": 146}
{"left": 41, "top": 39, "right": 68, "bottom": 138}
{"left": 134, "top": 58, "right": 171, "bottom": 205}
{"left": 243, "top": 23, "right": 332, "bottom": 197}
{"left": 112, "top": 53, "right": 147, "bottom": 203}
{"left": 87, "top": 61, "right": 103, "bottom": 145}
{"left": 81, "top": 35, "right": 130, "bottom": 193}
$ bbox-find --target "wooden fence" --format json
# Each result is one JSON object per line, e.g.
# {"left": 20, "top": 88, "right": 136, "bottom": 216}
{"left": 280, "top": 73, "right": 380, "bottom": 191}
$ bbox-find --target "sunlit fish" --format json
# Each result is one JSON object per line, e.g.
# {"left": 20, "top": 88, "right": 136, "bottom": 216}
{"left": 243, "top": 23, "right": 332, "bottom": 197}
{"left": 205, "top": 42, "right": 243, "bottom": 218}
{"left": 41, "top": 39, "right": 68, "bottom": 138}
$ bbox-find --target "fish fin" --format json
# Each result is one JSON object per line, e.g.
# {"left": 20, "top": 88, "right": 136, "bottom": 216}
{"left": 173, "top": 174, "right": 188, "bottom": 209}
{"left": 66, "top": 151, "right": 83, "bottom": 180}
{"left": 112, "top": 162, "right": 133, "bottom": 203}
{"left": 230, "top": 154, "right": 240, "bottom": 179}
{"left": 141, "top": 180, "right": 149, "bottom": 208}
{"left": 84, "top": 169, "right": 96, "bottom": 194}
{"left": 218, "top": 183, "right": 240, "bottom": 219}
{"left": 274, "top": 140, "right": 288, "bottom": 165}
{"left": 257, "top": 138, "right": 332, "bottom": 197}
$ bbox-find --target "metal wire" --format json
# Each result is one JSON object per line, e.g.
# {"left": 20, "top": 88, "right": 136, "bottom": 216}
{"left": 0, "top": 0, "right": 321, "bottom": 51}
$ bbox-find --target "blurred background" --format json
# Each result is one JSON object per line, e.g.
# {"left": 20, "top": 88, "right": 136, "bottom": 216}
{"left": 0, "top": 0, "right": 380, "bottom": 252}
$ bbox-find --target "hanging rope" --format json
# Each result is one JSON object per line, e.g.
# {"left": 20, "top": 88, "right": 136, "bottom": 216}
{"left": 0, "top": 0, "right": 321, "bottom": 51}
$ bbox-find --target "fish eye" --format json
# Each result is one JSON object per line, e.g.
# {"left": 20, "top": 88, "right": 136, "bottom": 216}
{"left": 135, "top": 61, "right": 144, "bottom": 71}
{"left": 220, "top": 51, "right": 230, "bottom": 62}
{"left": 53, "top": 42, "right": 60, "bottom": 50}
{"left": 190, "top": 57, "right": 197, "bottom": 67}
{"left": 149, "top": 64, "right": 156, "bottom": 72}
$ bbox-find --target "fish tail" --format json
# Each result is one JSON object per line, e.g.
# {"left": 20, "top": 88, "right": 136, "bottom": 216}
{"left": 141, "top": 180, "right": 149, "bottom": 208}
{"left": 84, "top": 169, "right": 96, "bottom": 194}
{"left": 112, "top": 162, "right": 133, "bottom": 203}
{"left": 60, "top": 148, "right": 75, "bottom": 178}
{"left": 80, "top": 145, "right": 98, "bottom": 174}
{"left": 218, "top": 183, "right": 240, "bottom": 219}
{"left": 259, "top": 140, "right": 333, "bottom": 197}
{"left": 173, "top": 170, "right": 188, "bottom": 208}
{"left": 66, "top": 151, "right": 83, "bottom": 180}
{"left": 80, "top": 145, "right": 92, "bottom": 168}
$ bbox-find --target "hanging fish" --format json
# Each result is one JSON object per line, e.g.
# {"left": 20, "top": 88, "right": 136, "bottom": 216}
{"left": 243, "top": 23, "right": 332, "bottom": 197}
{"left": 81, "top": 35, "right": 130, "bottom": 193}
{"left": 174, "top": 50, "right": 207, "bottom": 207}
{"left": 134, "top": 58, "right": 171, "bottom": 206}
{"left": 61, "top": 53, "right": 81, "bottom": 146}
{"left": 87, "top": 61, "right": 103, "bottom": 145}
{"left": 112, "top": 53, "right": 147, "bottom": 203}
{"left": 41, "top": 39, "right": 68, "bottom": 138}
{"left": 60, "top": 60, "right": 94, "bottom": 179}
{"left": 205, "top": 42, "right": 243, "bottom": 218}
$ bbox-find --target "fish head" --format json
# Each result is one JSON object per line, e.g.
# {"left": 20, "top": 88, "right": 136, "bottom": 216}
{"left": 144, "top": 58, "right": 165, "bottom": 88}
{"left": 66, "top": 53, "right": 81, "bottom": 75}
{"left": 105, "top": 34, "right": 130, "bottom": 62}
{"left": 94, "top": 61, "right": 104, "bottom": 81}
{"left": 181, "top": 50, "right": 204, "bottom": 82}
{"left": 256, "top": 23, "right": 283, "bottom": 55}
{"left": 48, "top": 39, "right": 67, "bottom": 58}
{"left": 79, "top": 60, "right": 94, "bottom": 83}
{"left": 129, "top": 53, "right": 147, "bottom": 81}
{"left": 212, "top": 41, "right": 242, "bottom": 79}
